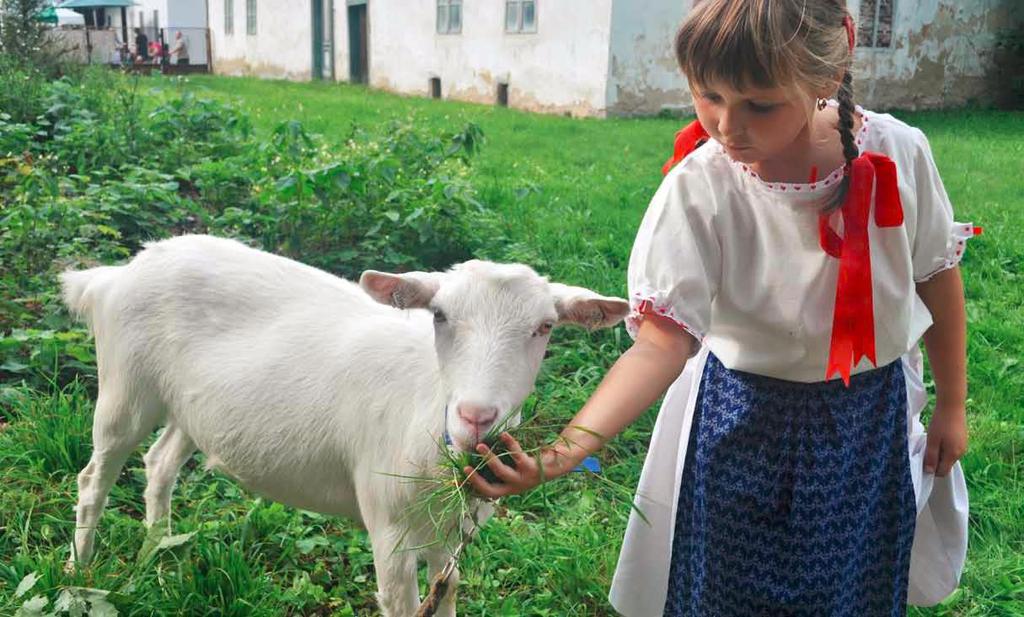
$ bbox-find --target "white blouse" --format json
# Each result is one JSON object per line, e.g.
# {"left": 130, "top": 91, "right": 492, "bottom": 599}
{"left": 624, "top": 105, "right": 977, "bottom": 382}
{"left": 609, "top": 107, "right": 973, "bottom": 615}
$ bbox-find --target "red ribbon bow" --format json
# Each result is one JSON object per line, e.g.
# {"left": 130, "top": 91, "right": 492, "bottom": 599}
{"left": 659, "top": 123, "right": 912, "bottom": 386}
{"left": 661, "top": 120, "right": 710, "bottom": 176}
{"left": 819, "top": 151, "right": 904, "bottom": 385}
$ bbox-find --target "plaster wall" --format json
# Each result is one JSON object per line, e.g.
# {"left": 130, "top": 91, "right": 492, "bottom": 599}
{"left": 852, "top": 0, "right": 1020, "bottom": 109}
{"left": 209, "top": 0, "right": 315, "bottom": 80}
{"left": 365, "top": 0, "right": 614, "bottom": 116}
{"left": 606, "top": 0, "right": 692, "bottom": 116}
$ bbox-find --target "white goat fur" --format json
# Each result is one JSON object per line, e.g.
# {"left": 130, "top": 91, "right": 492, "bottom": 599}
{"left": 60, "top": 234, "right": 628, "bottom": 616}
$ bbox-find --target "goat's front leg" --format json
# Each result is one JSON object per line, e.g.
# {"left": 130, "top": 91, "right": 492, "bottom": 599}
{"left": 424, "top": 547, "right": 460, "bottom": 617}
{"left": 366, "top": 519, "right": 420, "bottom": 617}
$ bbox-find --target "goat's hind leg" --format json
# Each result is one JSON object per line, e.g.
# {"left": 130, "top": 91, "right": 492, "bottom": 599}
{"left": 143, "top": 424, "right": 195, "bottom": 531}
{"left": 68, "top": 391, "right": 159, "bottom": 568}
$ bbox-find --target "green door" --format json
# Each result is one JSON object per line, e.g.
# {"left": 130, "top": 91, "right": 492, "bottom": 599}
{"left": 348, "top": 2, "right": 368, "bottom": 84}
{"left": 312, "top": 0, "right": 324, "bottom": 79}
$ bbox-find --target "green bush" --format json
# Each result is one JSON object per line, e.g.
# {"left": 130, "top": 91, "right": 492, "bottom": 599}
{"left": 209, "top": 119, "right": 488, "bottom": 277}
{"left": 0, "top": 71, "right": 493, "bottom": 389}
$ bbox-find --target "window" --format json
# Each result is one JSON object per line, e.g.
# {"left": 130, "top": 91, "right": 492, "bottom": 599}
{"left": 246, "top": 0, "right": 257, "bottom": 35}
{"left": 430, "top": 77, "right": 442, "bottom": 98}
{"left": 224, "top": 0, "right": 234, "bottom": 35}
{"left": 856, "top": 0, "right": 893, "bottom": 48}
{"left": 153, "top": 9, "right": 159, "bottom": 32}
{"left": 437, "top": 0, "right": 461, "bottom": 35}
{"left": 505, "top": 0, "right": 536, "bottom": 34}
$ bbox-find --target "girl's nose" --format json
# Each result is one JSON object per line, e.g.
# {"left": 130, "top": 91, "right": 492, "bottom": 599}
{"left": 718, "top": 108, "right": 739, "bottom": 140}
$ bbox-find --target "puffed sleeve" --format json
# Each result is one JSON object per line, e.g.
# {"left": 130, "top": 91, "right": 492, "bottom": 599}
{"left": 625, "top": 165, "right": 720, "bottom": 352}
{"left": 908, "top": 128, "right": 979, "bottom": 282}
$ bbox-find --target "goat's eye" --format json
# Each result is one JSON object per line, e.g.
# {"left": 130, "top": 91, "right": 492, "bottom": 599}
{"left": 433, "top": 310, "right": 448, "bottom": 324}
{"left": 534, "top": 322, "right": 554, "bottom": 337}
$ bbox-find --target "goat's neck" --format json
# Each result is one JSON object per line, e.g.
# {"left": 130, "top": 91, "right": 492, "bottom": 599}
{"left": 389, "top": 343, "right": 451, "bottom": 474}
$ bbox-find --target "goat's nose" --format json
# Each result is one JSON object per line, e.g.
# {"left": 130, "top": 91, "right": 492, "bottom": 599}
{"left": 456, "top": 403, "right": 498, "bottom": 431}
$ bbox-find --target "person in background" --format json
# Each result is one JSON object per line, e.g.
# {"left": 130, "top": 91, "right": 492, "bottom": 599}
{"left": 133, "top": 28, "right": 148, "bottom": 63}
{"left": 168, "top": 31, "right": 189, "bottom": 66}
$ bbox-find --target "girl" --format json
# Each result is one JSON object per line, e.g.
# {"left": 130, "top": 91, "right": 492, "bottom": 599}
{"left": 464, "top": 0, "right": 973, "bottom": 614}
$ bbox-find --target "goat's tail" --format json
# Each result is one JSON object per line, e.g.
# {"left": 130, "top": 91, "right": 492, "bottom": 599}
{"left": 60, "top": 266, "right": 122, "bottom": 328}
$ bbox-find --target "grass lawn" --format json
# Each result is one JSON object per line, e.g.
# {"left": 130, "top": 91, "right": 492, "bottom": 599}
{"left": 1, "top": 74, "right": 1021, "bottom": 616}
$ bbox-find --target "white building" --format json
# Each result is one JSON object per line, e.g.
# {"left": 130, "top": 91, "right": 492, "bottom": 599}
{"left": 206, "top": 0, "right": 1023, "bottom": 116}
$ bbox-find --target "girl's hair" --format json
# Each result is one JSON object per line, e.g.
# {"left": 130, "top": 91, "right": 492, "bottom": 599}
{"left": 675, "top": 0, "right": 856, "bottom": 209}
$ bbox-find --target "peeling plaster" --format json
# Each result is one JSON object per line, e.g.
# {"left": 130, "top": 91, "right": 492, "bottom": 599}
{"left": 854, "top": 0, "right": 1019, "bottom": 109}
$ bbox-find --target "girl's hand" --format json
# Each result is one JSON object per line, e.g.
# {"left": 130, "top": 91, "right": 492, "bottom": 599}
{"left": 924, "top": 402, "right": 968, "bottom": 477}
{"left": 462, "top": 433, "right": 573, "bottom": 499}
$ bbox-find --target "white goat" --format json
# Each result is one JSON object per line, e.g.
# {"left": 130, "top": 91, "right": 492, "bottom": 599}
{"left": 60, "top": 234, "right": 628, "bottom": 616}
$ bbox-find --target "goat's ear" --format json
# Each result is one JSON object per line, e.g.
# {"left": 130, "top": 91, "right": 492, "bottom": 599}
{"left": 549, "top": 283, "right": 629, "bottom": 330}
{"left": 359, "top": 270, "right": 442, "bottom": 309}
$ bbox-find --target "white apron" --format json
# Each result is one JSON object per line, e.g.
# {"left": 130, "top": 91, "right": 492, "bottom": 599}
{"left": 608, "top": 345, "right": 969, "bottom": 616}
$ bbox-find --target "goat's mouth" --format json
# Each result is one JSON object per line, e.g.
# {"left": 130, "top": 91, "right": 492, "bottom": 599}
{"left": 449, "top": 426, "right": 490, "bottom": 453}
{"left": 447, "top": 405, "right": 520, "bottom": 453}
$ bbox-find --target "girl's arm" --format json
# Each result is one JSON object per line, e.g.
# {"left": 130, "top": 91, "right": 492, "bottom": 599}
{"left": 464, "top": 313, "right": 695, "bottom": 499}
{"left": 915, "top": 266, "right": 969, "bottom": 477}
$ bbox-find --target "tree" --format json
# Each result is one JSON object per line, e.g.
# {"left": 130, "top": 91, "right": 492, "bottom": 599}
{"left": 0, "top": 0, "right": 52, "bottom": 66}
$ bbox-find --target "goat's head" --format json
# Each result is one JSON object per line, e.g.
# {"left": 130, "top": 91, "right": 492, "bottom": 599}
{"left": 360, "top": 260, "right": 628, "bottom": 452}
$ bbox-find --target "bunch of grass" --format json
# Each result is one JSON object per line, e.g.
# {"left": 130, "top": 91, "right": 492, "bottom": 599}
{"left": 382, "top": 402, "right": 649, "bottom": 614}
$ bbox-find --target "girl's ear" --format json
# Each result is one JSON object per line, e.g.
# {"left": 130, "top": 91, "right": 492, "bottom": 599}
{"left": 359, "top": 271, "right": 443, "bottom": 309}
{"left": 548, "top": 283, "right": 629, "bottom": 330}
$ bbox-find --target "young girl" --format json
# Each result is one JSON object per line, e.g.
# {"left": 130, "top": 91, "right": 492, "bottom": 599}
{"left": 464, "top": 0, "right": 972, "bottom": 614}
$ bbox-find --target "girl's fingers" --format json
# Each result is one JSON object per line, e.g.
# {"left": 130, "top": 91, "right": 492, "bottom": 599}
{"left": 499, "top": 432, "right": 533, "bottom": 468}
{"left": 500, "top": 432, "right": 523, "bottom": 453}
{"left": 923, "top": 433, "right": 940, "bottom": 474}
{"left": 477, "top": 444, "right": 520, "bottom": 483}
{"left": 463, "top": 465, "right": 506, "bottom": 499}
{"left": 937, "top": 444, "right": 959, "bottom": 477}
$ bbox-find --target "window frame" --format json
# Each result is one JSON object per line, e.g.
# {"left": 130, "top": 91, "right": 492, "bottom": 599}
{"left": 436, "top": 0, "right": 462, "bottom": 35}
{"left": 856, "top": 0, "right": 894, "bottom": 49}
{"left": 224, "top": 0, "right": 234, "bottom": 35}
{"left": 504, "top": 0, "right": 536, "bottom": 34}
{"left": 246, "top": 0, "right": 257, "bottom": 36}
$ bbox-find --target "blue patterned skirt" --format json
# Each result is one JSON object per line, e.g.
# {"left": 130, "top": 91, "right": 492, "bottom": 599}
{"left": 664, "top": 353, "right": 916, "bottom": 616}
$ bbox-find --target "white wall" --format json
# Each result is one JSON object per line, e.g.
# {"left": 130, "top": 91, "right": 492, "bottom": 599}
{"left": 166, "top": 0, "right": 207, "bottom": 29}
{"left": 120, "top": 0, "right": 168, "bottom": 32}
{"left": 606, "top": 0, "right": 692, "bottom": 116}
{"left": 365, "top": 0, "right": 615, "bottom": 116}
{"left": 209, "top": 0, "right": 315, "bottom": 80}
{"left": 333, "top": 1, "right": 349, "bottom": 82}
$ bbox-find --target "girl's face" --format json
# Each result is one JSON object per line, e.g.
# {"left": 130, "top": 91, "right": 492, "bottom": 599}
{"left": 691, "top": 80, "right": 816, "bottom": 165}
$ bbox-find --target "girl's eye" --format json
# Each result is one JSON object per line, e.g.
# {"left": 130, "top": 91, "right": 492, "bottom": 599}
{"left": 433, "top": 310, "right": 448, "bottom": 324}
{"left": 748, "top": 102, "right": 777, "bottom": 113}
{"left": 533, "top": 322, "right": 554, "bottom": 337}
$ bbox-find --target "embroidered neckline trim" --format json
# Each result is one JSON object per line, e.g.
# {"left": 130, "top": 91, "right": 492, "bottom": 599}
{"left": 723, "top": 102, "right": 870, "bottom": 194}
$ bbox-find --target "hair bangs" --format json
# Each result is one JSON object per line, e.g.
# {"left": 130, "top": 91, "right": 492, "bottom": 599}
{"left": 676, "top": 0, "right": 802, "bottom": 93}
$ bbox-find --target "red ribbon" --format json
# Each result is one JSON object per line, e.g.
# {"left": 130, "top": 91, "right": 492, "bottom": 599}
{"left": 658, "top": 123, "right": 915, "bottom": 385}
{"left": 819, "top": 152, "right": 904, "bottom": 385}
{"left": 661, "top": 120, "right": 710, "bottom": 176}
